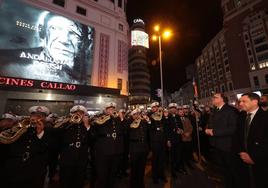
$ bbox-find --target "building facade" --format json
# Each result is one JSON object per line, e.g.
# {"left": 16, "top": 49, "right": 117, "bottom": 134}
{"left": 26, "top": 0, "right": 129, "bottom": 95}
{"left": 196, "top": 30, "right": 239, "bottom": 105}
{"left": 0, "top": 0, "right": 129, "bottom": 114}
{"left": 196, "top": 0, "right": 268, "bottom": 105}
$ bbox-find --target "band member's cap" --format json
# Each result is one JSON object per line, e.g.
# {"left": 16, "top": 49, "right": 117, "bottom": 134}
{"left": 1, "top": 113, "right": 17, "bottom": 121}
{"left": 163, "top": 108, "right": 168, "bottom": 112}
{"left": 16, "top": 116, "right": 29, "bottom": 121}
{"left": 70, "top": 105, "right": 87, "bottom": 114}
{"left": 105, "top": 102, "right": 116, "bottom": 109}
{"left": 131, "top": 108, "right": 141, "bottom": 116}
{"left": 151, "top": 102, "right": 160, "bottom": 108}
{"left": 119, "top": 109, "right": 126, "bottom": 113}
{"left": 177, "top": 106, "right": 183, "bottom": 109}
{"left": 182, "top": 105, "right": 190, "bottom": 109}
{"left": 168, "top": 103, "right": 178, "bottom": 109}
{"left": 29, "top": 106, "right": 50, "bottom": 116}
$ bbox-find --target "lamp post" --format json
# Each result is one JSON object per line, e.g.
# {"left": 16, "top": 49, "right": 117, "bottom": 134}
{"left": 152, "top": 26, "right": 172, "bottom": 107}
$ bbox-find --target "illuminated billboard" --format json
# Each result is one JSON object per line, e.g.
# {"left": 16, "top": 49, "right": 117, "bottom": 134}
{"left": 0, "top": 0, "right": 94, "bottom": 85}
{"left": 131, "top": 30, "right": 149, "bottom": 48}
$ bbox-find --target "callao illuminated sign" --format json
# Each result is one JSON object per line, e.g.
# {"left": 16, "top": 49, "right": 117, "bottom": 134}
{"left": 0, "top": 76, "right": 77, "bottom": 91}
{"left": 133, "top": 19, "right": 145, "bottom": 25}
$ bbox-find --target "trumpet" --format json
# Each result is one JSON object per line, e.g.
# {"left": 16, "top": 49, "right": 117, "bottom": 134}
{"left": 70, "top": 112, "right": 83, "bottom": 124}
{"left": 54, "top": 112, "right": 84, "bottom": 128}
{"left": 112, "top": 111, "right": 119, "bottom": 118}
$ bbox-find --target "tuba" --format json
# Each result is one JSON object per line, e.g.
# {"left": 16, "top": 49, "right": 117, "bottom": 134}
{"left": 0, "top": 117, "right": 36, "bottom": 144}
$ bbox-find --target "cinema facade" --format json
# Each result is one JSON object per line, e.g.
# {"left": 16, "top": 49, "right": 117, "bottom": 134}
{"left": 0, "top": 0, "right": 129, "bottom": 115}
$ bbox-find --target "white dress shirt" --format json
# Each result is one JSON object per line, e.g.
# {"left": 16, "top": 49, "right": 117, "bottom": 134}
{"left": 247, "top": 107, "right": 259, "bottom": 125}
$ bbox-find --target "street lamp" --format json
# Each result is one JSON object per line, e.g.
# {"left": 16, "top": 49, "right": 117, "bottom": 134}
{"left": 152, "top": 25, "right": 172, "bottom": 107}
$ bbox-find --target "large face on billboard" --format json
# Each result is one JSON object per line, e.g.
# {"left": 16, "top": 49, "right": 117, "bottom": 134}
{"left": 0, "top": 0, "right": 94, "bottom": 85}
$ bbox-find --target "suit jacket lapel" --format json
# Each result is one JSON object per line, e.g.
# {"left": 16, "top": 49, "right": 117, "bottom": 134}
{"left": 250, "top": 109, "right": 261, "bottom": 125}
{"left": 248, "top": 108, "right": 262, "bottom": 135}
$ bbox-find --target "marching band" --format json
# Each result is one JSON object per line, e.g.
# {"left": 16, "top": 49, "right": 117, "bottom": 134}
{"left": 0, "top": 101, "right": 223, "bottom": 188}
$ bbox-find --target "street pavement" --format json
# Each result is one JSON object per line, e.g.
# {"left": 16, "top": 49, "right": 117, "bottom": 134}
{"left": 115, "top": 161, "right": 224, "bottom": 188}
{"left": 46, "top": 161, "right": 224, "bottom": 188}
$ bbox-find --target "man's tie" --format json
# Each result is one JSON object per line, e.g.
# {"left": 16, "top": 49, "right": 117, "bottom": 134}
{"left": 244, "top": 113, "right": 252, "bottom": 150}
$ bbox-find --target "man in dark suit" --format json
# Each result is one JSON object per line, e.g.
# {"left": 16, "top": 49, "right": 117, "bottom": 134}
{"left": 236, "top": 93, "right": 268, "bottom": 188}
{"left": 259, "top": 94, "right": 268, "bottom": 112}
{"left": 205, "top": 93, "right": 238, "bottom": 188}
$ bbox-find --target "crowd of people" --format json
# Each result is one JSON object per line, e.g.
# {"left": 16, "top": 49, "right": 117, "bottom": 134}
{"left": 0, "top": 92, "right": 267, "bottom": 188}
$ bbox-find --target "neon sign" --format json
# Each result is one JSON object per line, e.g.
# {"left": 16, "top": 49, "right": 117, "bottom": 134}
{"left": 0, "top": 76, "right": 76, "bottom": 91}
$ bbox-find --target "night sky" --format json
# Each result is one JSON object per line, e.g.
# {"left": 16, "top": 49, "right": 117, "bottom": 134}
{"left": 127, "top": 0, "right": 223, "bottom": 98}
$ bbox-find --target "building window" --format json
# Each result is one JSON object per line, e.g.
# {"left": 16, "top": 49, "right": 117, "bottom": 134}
{"left": 117, "top": 78, "right": 123, "bottom": 90}
{"left": 221, "top": 85, "right": 225, "bottom": 93}
{"left": 257, "top": 53, "right": 268, "bottom": 61}
{"left": 76, "top": 6, "right": 87, "bottom": 16}
{"left": 124, "top": 0, "right": 127, "bottom": 12}
{"left": 234, "top": 0, "right": 242, "bottom": 7}
{"left": 126, "top": 81, "right": 129, "bottom": 93}
{"left": 118, "top": 0, "right": 122, "bottom": 8}
{"left": 229, "top": 82, "right": 233, "bottom": 91}
{"left": 53, "top": 0, "right": 65, "bottom": 7}
{"left": 265, "top": 74, "right": 268, "bottom": 84}
{"left": 98, "top": 33, "right": 110, "bottom": 87}
{"left": 119, "top": 23, "right": 124, "bottom": 31}
{"left": 117, "top": 40, "right": 128, "bottom": 73}
{"left": 254, "top": 36, "right": 265, "bottom": 44}
{"left": 225, "top": 66, "right": 230, "bottom": 72}
{"left": 214, "top": 87, "right": 218, "bottom": 93}
{"left": 255, "top": 44, "right": 268, "bottom": 53}
{"left": 253, "top": 76, "right": 260, "bottom": 86}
